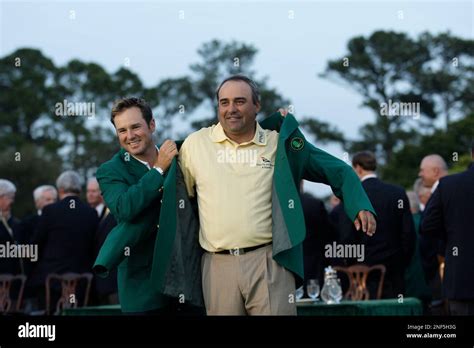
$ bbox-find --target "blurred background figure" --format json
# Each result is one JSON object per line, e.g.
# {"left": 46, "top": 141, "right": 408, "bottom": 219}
{"left": 18, "top": 185, "right": 58, "bottom": 311}
{"left": 421, "top": 145, "right": 474, "bottom": 315}
{"left": 0, "top": 179, "right": 25, "bottom": 311}
{"left": 87, "top": 177, "right": 118, "bottom": 305}
{"left": 34, "top": 185, "right": 58, "bottom": 216}
{"left": 352, "top": 151, "right": 415, "bottom": 299}
{"left": 413, "top": 178, "right": 432, "bottom": 212}
{"left": 418, "top": 154, "right": 448, "bottom": 193}
{"left": 0, "top": 179, "right": 23, "bottom": 271}
{"left": 418, "top": 154, "right": 448, "bottom": 315}
{"left": 87, "top": 178, "right": 105, "bottom": 219}
{"left": 404, "top": 190, "right": 432, "bottom": 310}
{"left": 27, "top": 171, "right": 98, "bottom": 312}
{"left": 334, "top": 151, "right": 416, "bottom": 299}
{"left": 18, "top": 185, "right": 58, "bottom": 244}
{"left": 299, "top": 182, "right": 332, "bottom": 297}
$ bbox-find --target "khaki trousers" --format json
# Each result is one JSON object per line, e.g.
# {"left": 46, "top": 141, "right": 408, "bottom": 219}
{"left": 201, "top": 244, "right": 296, "bottom": 315}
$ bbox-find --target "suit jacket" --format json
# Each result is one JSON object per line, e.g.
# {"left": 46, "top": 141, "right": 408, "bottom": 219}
{"left": 16, "top": 213, "right": 40, "bottom": 277}
{"left": 0, "top": 215, "right": 23, "bottom": 274}
{"left": 93, "top": 113, "right": 375, "bottom": 312}
{"left": 28, "top": 196, "right": 98, "bottom": 288}
{"left": 357, "top": 178, "right": 416, "bottom": 269}
{"left": 331, "top": 177, "right": 415, "bottom": 268}
{"left": 420, "top": 164, "right": 474, "bottom": 300}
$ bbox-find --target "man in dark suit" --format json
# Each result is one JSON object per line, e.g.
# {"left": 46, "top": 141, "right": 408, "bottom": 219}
{"left": 28, "top": 171, "right": 99, "bottom": 311}
{"left": 93, "top": 205, "right": 118, "bottom": 305}
{"left": 87, "top": 178, "right": 106, "bottom": 219}
{"left": 17, "top": 185, "right": 58, "bottom": 311}
{"left": 334, "top": 152, "right": 415, "bottom": 299}
{"left": 420, "top": 146, "right": 474, "bottom": 315}
{"left": 87, "top": 177, "right": 118, "bottom": 305}
{"left": 0, "top": 179, "right": 26, "bottom": 309}
{"left": 0, "top": 179, "right": 24, "bottom": 275}
{"left": 18, "top": 186, "right": 58, "bottom": 246}
{"left": 417, "top": 155, "right": 448, "bottom": 314}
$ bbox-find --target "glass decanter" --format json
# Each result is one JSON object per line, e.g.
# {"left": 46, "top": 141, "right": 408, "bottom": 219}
{"left": 320, "top": 266, "right": 343, "bottom": 304}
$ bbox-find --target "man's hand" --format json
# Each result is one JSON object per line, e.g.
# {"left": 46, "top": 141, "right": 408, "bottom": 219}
{"left": 354, "top": 210, "right": 376, "bottom": 236}
{"left": 278, "top": 108, "right": 289, "bottom": 117}
{"left": 154, "top": 139, "right": 178, "bottom": 173}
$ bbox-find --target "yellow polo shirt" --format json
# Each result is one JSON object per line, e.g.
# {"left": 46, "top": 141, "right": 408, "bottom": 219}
{"left": 179, "top": 122, "right": 278, "bottom": 252}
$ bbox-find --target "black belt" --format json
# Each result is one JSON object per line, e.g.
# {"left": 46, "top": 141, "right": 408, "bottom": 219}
{"left": 214, "top": 242, "right": 272, "bottom": 255}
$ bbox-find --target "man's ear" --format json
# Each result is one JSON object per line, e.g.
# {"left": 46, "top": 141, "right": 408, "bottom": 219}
{"left": 149, "top": 118, "right": 156, "bottom": 132}
{"left": 255, "top": 102, "right": 261, "bottom": 114}
{"left": 353, "top": 164, "right": 361, "bottom": 176}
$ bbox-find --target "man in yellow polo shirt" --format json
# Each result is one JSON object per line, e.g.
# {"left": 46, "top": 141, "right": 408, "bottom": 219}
{"left": 179, "top": 75, "right": 376, "bottom": 315}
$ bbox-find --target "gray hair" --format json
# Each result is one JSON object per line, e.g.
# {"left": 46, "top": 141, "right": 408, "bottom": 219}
{"left": 33, "top": 185, "right": 58, "bottom": 202}
{"left": 87, "top": 177, "right": 99, "bottom": 187}
{"left": 0, "top": 179, "right": 16, "bottom": 197}
{"left": 56, "top": 171, "right": 82, "bottom": 194}
{"left": 406, "top": 190, "right": 420, "bottom": 213}
{"left": 413, "top": 178, "right": 430, "bottom": 194}
{"left": 421, "top": 154, "right": 448, "bottom": 172}
{"left": 215, "top": 75, "right": 260, "bottom": 105}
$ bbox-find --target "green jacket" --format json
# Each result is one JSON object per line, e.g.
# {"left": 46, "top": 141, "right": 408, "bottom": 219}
{"left": 404, "top": 212, "right": 431, "bottom": 303}
{"left": 93, "top": 112, "right": 375, "bottom": 312}
{"left": 94, "top": 147, "right": 203, "bottom": 313}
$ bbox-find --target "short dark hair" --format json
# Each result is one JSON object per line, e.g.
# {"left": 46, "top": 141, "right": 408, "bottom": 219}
{"left": 215, "top": 75, "right": 260, "bottom": 105}
{"left": 110, "top": 97, "right": 153, "bottom": 126}
{"left": 352, "top": 151, "right": 377, "bottom": 171}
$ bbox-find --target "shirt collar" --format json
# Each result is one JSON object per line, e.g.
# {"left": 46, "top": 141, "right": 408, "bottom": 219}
{"left": 431, "top": 180, "right": 439, "bottom": 193}
{"left": 95, "top": 203, "right": 105, "bottom": 217}
{"left": 210, "top": 122, "right": 267, "bottom": 146}
{"left": 130, "top": 146, "right": 159, "bottom": 170}
{"left": 361, "top": 173, "right": 377, "bottom": 182}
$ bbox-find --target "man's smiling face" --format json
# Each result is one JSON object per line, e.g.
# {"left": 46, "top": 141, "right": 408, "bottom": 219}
{"left": 114, "top": 106, "right": 155, "bottom": 156}
{"left": 217, "top": 80, "right": 260, "bottom": 138}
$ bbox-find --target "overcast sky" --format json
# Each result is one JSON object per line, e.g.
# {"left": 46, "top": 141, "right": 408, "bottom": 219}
{"left": 1, "top": 0, "right": 472, "bottom": 198}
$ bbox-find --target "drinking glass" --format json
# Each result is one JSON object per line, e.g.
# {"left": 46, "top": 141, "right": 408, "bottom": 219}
{"left": 306, "top": 279, "right": 320, "bottom": 301}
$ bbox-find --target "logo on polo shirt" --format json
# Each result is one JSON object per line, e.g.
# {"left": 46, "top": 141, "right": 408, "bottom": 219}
{"left": 257, "top": 156, "right": 274, "bottom": 169}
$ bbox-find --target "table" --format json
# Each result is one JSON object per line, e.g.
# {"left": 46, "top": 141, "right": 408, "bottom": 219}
{"left": 296, "top": 297, "right": 423, "bottom": 316}
{"left": 62, "top": 304, "right": 121, "bottom": 316}
{"left": 63, "top": 297, "right": 423, "bottom": 316}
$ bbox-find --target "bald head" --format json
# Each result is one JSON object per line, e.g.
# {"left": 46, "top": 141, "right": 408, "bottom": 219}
{"left": 418, "top": 154, "right": 448, "bottom": 188}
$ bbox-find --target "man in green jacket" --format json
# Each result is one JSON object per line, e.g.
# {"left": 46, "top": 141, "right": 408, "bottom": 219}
{"left": 94, "top": 97, "right": 183, "bottom": 314}
{"left": 178, "top": 75, "right": 377, "bottom": 315}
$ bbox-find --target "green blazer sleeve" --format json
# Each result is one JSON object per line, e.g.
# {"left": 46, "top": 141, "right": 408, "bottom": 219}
{"left": 261, "top": 112, "right": 375, "bottom": 222}
{"left": 96, "top": 161, "right": 164, "bottom": 223}
{"left": 93, "top": 206, "right": 158, "bottom": 277}
{"left": 303, "top": 142, "right": 376, "bottom": 222}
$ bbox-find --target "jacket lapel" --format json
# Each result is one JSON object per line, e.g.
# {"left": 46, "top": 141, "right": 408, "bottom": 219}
{"left": 118, "top": 148, "right": 149, "bottom": 179}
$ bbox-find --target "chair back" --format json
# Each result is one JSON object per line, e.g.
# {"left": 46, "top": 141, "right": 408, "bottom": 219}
{"left": 334, "top": 264, "right": 386, "bottom": 300}
{"left": 0, "top": 274, "right": 27, "bottom": 314}
{"left": 45, "top": 272, "right": 93, "bottom": 315}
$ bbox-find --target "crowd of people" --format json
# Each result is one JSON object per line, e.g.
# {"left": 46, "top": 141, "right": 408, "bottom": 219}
{"left": 301, "top": 150, "right": 474, "bottom": 315}
{"left": 0, "top": 174, "right": 118, "bottom": 314}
